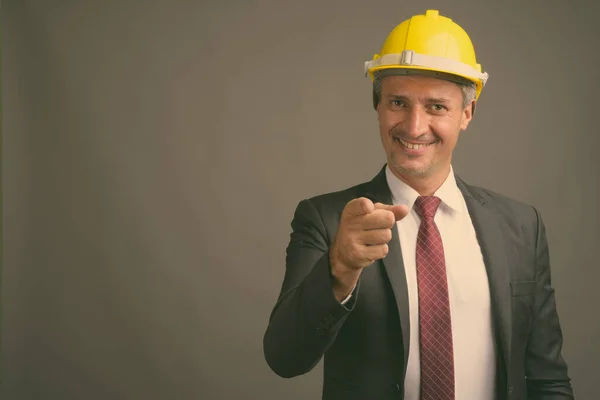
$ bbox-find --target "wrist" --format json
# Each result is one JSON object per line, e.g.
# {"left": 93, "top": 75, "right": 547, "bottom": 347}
{"left": 330, "top": 252, "right": 361, "bottom": 301}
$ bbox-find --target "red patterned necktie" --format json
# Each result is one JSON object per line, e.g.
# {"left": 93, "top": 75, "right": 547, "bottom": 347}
{"left": 414, "top": 196, "right": 455, "bottom": 400}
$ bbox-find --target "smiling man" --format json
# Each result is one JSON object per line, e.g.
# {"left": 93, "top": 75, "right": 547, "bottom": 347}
{"left": 263, "top": 9, "right": 574, "bottom": 400}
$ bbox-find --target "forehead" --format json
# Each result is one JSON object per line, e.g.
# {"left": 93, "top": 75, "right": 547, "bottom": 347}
{"left": 380, "top": 74, "right": 463, "bottom": 100}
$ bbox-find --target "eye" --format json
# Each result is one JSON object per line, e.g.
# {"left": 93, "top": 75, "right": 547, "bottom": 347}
{"left": 429, "top": 104, "right": 447, "bottom": 113}
{"left": 391, "top": 99, "right": 406, "bottom": 107}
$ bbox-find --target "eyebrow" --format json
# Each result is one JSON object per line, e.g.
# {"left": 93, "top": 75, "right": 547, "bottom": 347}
{"left": 386, "top": 94, "right": 451, "bottom": 103}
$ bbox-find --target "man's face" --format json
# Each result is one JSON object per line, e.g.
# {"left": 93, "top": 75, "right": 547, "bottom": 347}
{"left": 377, "top": 74, "right": 473, "bottom": 181}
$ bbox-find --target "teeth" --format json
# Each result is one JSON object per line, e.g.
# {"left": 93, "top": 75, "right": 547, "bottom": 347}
{"left": 396, "top": 138, "right": 430, "bottom": 149}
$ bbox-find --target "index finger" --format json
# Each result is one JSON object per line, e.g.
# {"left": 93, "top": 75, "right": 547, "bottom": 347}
{"left": 345, "top": 197, "right": 375, "bottom": 217}
{"left": 374, "top": 203, "right": 409, "bottom": 221}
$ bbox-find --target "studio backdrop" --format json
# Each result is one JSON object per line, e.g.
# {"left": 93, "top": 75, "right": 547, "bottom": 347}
{"left": 3, "top": 0, "right": 599, "bottom": 399}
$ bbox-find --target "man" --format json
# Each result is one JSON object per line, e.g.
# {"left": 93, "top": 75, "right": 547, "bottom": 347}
{"left": 263, "top": 9, "right": 573, "bottom": 400}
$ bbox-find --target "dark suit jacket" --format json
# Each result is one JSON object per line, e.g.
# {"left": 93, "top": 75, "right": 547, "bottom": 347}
{"left": 263, "top": 165, "right": 573, "bottom": 400}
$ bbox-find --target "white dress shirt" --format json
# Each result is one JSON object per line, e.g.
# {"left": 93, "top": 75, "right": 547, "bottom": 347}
{"left": 385, "top": 165, "right": 496, "bottom": 399}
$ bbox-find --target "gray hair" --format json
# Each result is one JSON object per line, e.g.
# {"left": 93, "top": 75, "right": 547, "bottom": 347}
{"left": 372, "top": 68, "right": 476, "bottom": 110}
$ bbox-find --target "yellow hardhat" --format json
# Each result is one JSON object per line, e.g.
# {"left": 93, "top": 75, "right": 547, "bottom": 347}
{"left": 365, "top": 9, "right": 489, "bottom": 100}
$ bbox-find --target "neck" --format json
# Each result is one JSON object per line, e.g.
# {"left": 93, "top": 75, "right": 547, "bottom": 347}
{"left": 390, "top": 164, "right": 451, "bottom": 196}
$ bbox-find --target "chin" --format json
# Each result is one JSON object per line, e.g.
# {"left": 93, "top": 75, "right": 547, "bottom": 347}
{"left": 394, "top": 164, "right": 431, "bottom": 177}
{"left": 390, "top": 155, "right": 433, "bottom": 177}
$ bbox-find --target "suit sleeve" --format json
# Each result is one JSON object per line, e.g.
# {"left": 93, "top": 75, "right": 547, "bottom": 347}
{"left": 263, "top": 198, "right": 360, "bottom": 378}
{"left": 525, "top": 207, "right": 574, "bottom": 399}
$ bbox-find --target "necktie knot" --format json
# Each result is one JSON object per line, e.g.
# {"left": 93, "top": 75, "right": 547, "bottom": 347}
{"left": 414, "top": 196, "right": 441, "bottom": 219}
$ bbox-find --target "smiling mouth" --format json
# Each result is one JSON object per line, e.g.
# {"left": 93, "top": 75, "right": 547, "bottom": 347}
{"left": 393, "top": 137, "right": 437, "bottom": 149}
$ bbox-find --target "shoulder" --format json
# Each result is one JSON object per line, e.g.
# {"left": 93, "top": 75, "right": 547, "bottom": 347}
{"left": 468, "top": 182, "right": 535, "bottom": 212}
{"left": 306, "top": 180, "right": 370, "bottom": 213}
{"left": 460, "top": 179, "right": 543, "bottom": 234}
{"left": 292, "top": 178, "right": 373, "bottom": 228}
{"left": 309, "top": 180, "right": 370, "bottom": 209}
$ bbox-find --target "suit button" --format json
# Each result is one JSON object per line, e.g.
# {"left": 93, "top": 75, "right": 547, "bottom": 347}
{"left": 391, "top": 383, "right": 401, "bottom": 393}
{"left": 508, "top": 386, "right": 513, "bottom": 396}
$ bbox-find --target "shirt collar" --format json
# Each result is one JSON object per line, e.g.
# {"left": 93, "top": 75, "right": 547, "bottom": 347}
{"left": 385, "top": 164, "right": 463, "bottom": 214}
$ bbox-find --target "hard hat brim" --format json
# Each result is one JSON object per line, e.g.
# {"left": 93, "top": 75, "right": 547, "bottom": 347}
{"left": 365, "top": 50, "right": 489, "bottom": 99}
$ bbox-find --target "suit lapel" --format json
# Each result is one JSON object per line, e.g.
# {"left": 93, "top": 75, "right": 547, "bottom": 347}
{"left": 364, "top": 166, "right": 412, "bottom": 376}
{"left": 456, "top": 177, "right": 512, "bottom": 369}
{"left": 383, "top": 219, "right": 411, "bottom": 374}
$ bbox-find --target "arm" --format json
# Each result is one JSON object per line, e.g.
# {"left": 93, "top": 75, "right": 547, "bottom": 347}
{"left": 525, "top": 207, "right": 574, "bottom": 399}
{"left": 263, "top": 198, "right": 359, "bottom": 378}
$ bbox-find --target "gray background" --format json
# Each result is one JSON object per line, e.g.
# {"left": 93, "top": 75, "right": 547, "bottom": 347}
{"left": 3, "top": 0, "right": 599, "bottom": 399}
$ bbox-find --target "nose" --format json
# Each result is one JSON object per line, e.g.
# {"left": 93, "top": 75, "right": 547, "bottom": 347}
{"left": 401, "top": 106, "right": 429, "bottom": 138}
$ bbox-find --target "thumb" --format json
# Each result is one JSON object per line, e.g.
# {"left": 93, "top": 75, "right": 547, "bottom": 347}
{"left": 374, "top": 203, "right": 409, "bottom": 221}
{"left": 345, "top": 197, "right": 375, "bottom": 217}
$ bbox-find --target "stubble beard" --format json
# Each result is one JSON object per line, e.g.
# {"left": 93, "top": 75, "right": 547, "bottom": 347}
{"left": 390, "top": 151, "right": 435, "bottom": 177}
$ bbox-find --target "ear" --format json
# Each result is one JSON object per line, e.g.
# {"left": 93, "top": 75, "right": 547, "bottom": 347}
{"left": 376, "top": 103, "right": 382, "bottom": 124}
{"left": 460, "top": 100, "right": 475, "bottom": 131}
{"left": 372, "top": 89, "right": 379, "bottom": 110}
